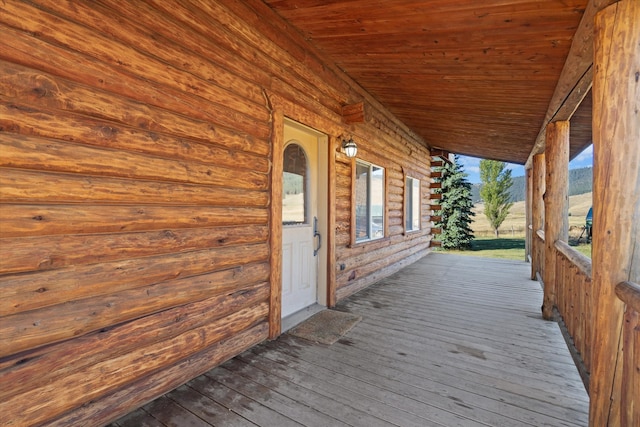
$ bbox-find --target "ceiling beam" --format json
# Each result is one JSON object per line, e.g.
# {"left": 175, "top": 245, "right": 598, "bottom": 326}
{"left": 525, "top": 0, "right": 617, "bottom": 169}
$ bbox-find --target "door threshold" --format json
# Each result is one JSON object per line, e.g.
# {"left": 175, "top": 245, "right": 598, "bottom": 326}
{"left": 281, "top": 304, "right": 325, "bottom": 333}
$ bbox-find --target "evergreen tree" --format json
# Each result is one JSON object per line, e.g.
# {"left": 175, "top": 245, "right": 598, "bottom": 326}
{"left": 479, "top": 159, "right": 513, "bottom": 237}
{"left": 435, "top": 155, "right": 475, "bottom": 249}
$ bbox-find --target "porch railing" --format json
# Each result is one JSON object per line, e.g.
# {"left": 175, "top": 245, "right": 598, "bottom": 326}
{"left": 554, "top": 240, "right": 592, "bottom": 387}
{"left": 615, "top": 280, "right": 640, "bottom": 426}
{"left": 533, "top": 229, "right": 545, "bottom": 281}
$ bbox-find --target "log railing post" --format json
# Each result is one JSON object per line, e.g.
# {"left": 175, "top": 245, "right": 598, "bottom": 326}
{"left": 590, "top": 0, "right": 640, "bottom": 424}
{"left": 531, "top": 153, "right": 545, "bottom": 281}
{"left": 525, "top": 167, "right": 533, "bottom": 262}
{"left": 542, "top": 121, "right": 569, "bottom": 320}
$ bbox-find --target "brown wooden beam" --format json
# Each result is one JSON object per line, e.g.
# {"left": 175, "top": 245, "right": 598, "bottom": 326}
{"left": 590, "top": 1, "right": 640, "bottom": 424}
{"left": 269, "top": 109, "right": 284, "bottom": 339}
{"left": 531, "top": 153, "right": 545, "bottom": 280}
{"left": 524, "top": 167, "right": 532, "bottom": 262}
{"left": 542, "top": 121, "right": 570, "bottom": 320}
{"left": 342, "top": 101, "right": 365, "bottom": 124}
{"left": 430, "top": 149, "right": 452, "bottom": 164}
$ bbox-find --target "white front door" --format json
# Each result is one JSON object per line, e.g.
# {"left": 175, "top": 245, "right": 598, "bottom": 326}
{"left": 281, "top": 120, "right": 323, "bottom": 318}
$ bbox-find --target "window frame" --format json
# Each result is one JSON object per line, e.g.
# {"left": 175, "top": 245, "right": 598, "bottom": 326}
{"left": 405, "top": 175, "right": 421, "bottom": 233}
{"left": 352, "top": 159, "right": 386, "bottom": 244}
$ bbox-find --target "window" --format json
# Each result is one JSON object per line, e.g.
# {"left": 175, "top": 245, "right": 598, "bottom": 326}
{"left": 405, "top": 176, "right": 420, "bottom": 231}
{"left": 355, "top": 160, "right": 385, "bottom": 242}
{"left": 282, "top": 143, "right": 307, "bottom": 225}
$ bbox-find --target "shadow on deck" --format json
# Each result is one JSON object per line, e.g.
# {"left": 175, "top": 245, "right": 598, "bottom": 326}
{"left": 110, "top": 253, "right": 589, "bottom": 427}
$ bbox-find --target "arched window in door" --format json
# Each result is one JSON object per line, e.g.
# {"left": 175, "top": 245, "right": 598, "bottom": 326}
{"left": 283, "top": 143, "right": 308, "bottom": 225}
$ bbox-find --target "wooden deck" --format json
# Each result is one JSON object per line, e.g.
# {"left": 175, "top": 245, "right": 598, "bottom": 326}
{"left": 109, "top": 253, "right": 589, "bottom": 427}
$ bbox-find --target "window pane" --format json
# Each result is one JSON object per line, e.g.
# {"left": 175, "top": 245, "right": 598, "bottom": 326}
{"left": 371, "top": 166, "right": 384, "bottom": 238}
{"left": 412, "top": 178, "right": 420, "bottom": 230}
{"left": 355, "top": 161, "right": 385, "bottom": 242}
{"left": 282, "top": 144, "right": 307, "bottom": 224}
{"left": 355, "top": 162, "right": 370, "bottom": 240}
{"left": 406, "top": 177, "right": 420, "bottom": 231}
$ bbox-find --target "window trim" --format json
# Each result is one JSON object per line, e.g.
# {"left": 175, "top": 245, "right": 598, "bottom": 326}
{"left": 352, "top": 159, "right": 386, "bottom": 244}
{"left": 404, "top": 175, "right": 421, "bottom": 233}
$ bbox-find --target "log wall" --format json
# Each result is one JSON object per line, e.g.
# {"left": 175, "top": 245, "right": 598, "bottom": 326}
{"left": 0, "top": 1, "right": 432, "bottom": 425}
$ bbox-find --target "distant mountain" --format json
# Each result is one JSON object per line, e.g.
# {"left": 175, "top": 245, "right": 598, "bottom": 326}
{"left": 470, "top": 166, "right": 593, "bottom": 203}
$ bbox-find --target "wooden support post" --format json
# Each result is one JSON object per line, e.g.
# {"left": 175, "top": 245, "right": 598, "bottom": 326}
{"left": 525, "top": 167, "right": 532, "bottom": 262}
{"left": 531, "top": 153, "right": 545, "bottom": 280}
{"left": 590, "top": 0, "right": 640, "bottom": 425}
{"left": 542, "top": 121, "right": 569, "bottom": 320}
{"left": 269, "top": 109, "right": 284, "bottom": 339}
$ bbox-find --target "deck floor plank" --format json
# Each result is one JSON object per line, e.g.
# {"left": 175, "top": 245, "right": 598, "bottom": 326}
{"left": 111, "top": 407, "right": 165, "bottom": 427}
{"left": 187, "top": 373, "right": 301, "bottom": 427}
{"left": 259, "top": 335, "right": 581, "bottom": 427}
{"left": 217, "top": 358, "right": 397, "bottom": 427}
{"left": 235, "top": 349, "right": 469, "bottom": 427}
{"left": 209, "top": 363, "right": 353, "bottom": 427}
{"left": 165, "top": 384, "right": 258, "bottom": 427}
{"left": 108, "top": 253, "right": 589, "bottom": 427}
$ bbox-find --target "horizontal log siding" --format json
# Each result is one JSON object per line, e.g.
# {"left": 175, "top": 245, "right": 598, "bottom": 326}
{"left": 335, "top": 141, "right": 432, "bottom": 299}
{"left": 0, "top": 0, "right": 431, "bottom": 425}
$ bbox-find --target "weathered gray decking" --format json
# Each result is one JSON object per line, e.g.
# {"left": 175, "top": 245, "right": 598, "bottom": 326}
{"left": 110, "top": 253, "right": 589, "bottom": 427}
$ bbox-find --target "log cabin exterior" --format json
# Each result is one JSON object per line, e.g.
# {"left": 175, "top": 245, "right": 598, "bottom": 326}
{"left": 0, "top": 0, "right": 638, "bottom": 426}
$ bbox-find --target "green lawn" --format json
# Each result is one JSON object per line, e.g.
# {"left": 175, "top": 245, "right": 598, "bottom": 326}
{"left": 441, "top": 237, "right": 526, "bottom": 260}
{"left": 440, "top": 237, "right": 592, "bottom": 261}
{"left": 571, "top": 243, "right": 592, "bottom": 258}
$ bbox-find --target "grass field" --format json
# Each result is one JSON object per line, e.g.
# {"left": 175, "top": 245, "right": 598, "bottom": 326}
{"left": 444, "top": 237, "right": 526, "bottom": 260}
{"left": 440, "top": 192, "right": 593, "bottom": 260}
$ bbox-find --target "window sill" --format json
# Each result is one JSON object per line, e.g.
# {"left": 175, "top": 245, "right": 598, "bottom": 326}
{"left": 403, "top": 229, "right": 421, "bottom": 235}
{"left": 349, "top": 236, "right": 390, "bottom": 249}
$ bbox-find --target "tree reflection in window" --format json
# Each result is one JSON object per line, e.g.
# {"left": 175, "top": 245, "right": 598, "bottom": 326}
{"left": 283, "top": 143, "right": 307, "bottom": 225}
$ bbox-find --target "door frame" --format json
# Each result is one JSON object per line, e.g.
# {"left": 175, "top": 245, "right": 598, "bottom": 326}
{"left": 269, "top": 110, "right": 334, "bottom": 338}
{"left": 280, "top": 119, "right": 327, "bottom": 318}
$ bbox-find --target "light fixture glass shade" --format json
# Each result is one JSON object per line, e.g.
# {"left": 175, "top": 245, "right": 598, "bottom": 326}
{"left": 342, "top": 138, "right": 358, "bottom": 158}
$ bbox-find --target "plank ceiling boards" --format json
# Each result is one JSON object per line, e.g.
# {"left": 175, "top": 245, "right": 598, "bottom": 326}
{"left": 264, "top": 0, "right": 591, "bottom": 164}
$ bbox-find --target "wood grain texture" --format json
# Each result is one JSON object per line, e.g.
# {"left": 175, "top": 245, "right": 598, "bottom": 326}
{"left": 590, "top": 1, "right": 640, "bottom": 424}
{"left": 53, "top": 324, "right": 269, "bottom": 427}
{"left": 265, "top": 0, "right": 590, "bottom": 164}
{"left": 0, "top": 282, "right": 269, "bottom": 397}
{"left": 0, "top": 0, "right": 431, "bottom": 424}
{"left": 109, "top": 254, "right": 589, "bottom": 427}
{"left": 0, "top": 224, "right": 268, "bottom": 275}
{"left": 531, "top": 153, "right": 546, "bottom": 280}
{"left": 542, "top": 120, "right": 570, "bottom": 320}
{"left": 554, "top": 241, "right": 593, "bottom": 382}
{"left": 269, "top": 108, "right": 283, "bottom": 339}
{"left": 525, "top": 0, "right": 617, "bottom": 168}
{"left": 1, "top": 303, "right": 269, "bottom": 427}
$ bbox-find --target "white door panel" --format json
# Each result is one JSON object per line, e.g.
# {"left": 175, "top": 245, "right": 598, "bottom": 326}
{"left": 281, "top": 120, "right": 322, "bottom": 318}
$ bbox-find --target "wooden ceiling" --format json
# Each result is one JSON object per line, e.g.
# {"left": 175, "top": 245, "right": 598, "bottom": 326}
{"left": 264, "top": 0, "right": 594, "bottom": 164}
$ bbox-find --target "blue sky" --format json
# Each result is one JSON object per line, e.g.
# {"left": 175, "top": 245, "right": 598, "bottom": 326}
{"left": 458, "top": 144, "right": 593, "bottom": 184}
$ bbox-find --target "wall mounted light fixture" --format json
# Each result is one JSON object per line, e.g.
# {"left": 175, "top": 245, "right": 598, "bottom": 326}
{"left": 341, "top": 137, "right": 358, "bottom": 158}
